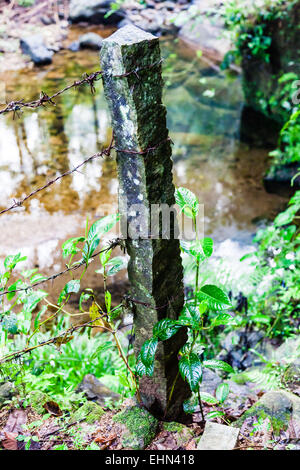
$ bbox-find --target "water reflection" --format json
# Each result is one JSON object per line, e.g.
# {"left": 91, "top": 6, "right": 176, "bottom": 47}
{"left": 0, "top": 34, "right": 287, "bottom": 277}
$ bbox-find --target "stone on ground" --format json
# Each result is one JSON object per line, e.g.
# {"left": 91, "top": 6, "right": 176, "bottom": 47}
{"left": 69, "top": 0, "right": 123, "bottom": 24}
{"left": 20, "top": 35, "right": 53, "bottom": 65}
{"left": 113, "top": 405, "right": 158, "bottom": 450}
{"left": 197, "top": 422, "right": 240, "bottom": 450}
{"left": 76, "top": 373, "right": 121, "bottom": 406}
{"left": 234, "top": 390, "right": 300, "bottom": 436}
{"left": 69, "top": 401, "right": 104, "bottom": 424}
{"left": 78, "top": 33, "right": 103, "bottom": 50}
{"left": 0, "top": 382, "right": 14, "bottom": 408}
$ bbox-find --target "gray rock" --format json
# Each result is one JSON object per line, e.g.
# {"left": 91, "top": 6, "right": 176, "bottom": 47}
{"left": 78, "top": 32, "right": 103, "bottom": 50}
{"left": 197, "top": 422, "right": 240, "bottom": 450}
{"left": 201, "top": 368, "right": 222, "bottom": 395}
{"left": 69, "top": 0, "right": 124, "bottom": 25}
{"left": 0, "top": 382, "right": 14, "bottom": 407}
{"left": 113, "top": 405, "right": 158, "bottom": 450}
{"left": 234, "top": 390, "right": 300, "bottom": 436}
{"left": 20, "top": 35, "right": 53, "bottom": 65}
{"left": 77, "top": 373, "right": 121, "bottom": 406}
{"left": 179, "top": 18, "right": 232, "bottom": 62}
{"left": 68, "top": 40, "right": 80, "bottom": 52}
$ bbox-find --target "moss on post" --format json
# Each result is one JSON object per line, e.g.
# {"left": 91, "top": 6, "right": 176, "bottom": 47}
{"left": 100, "top": 25, "right": 189, "bottom": 421}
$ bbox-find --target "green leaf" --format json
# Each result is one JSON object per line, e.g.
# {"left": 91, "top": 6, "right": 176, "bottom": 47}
{"left": 175, "top": 187, "right": 199, "bottom": 218}
{"left": 62, "top": 237, "right": 85, "bottom": 259}
{"left": 136, "top": 354, "right": 154, "bottom": 377}
{"left": 179, "top": 353, "right": 202, "bottom": 392}
{"left": 106, "top": 257, "right": 127, "bottom": 276}
{"left": 22, "top": 290, "right": 48, "bottom": 313}
{"left": 105, "top": 290, "right": 111, "bottom": 313}
{"left": 274, "top": 207, "right": 297, "bottom": 227}
{"left": 203, "top": 359, "right": 234, "bottom": 374}
{"left": 180, "top": 238, "right": 213, "bottom": 262}
{"left": 201, "top": 392, "right": 219, "bottom": 405}
{"left": 30, "top": 274, "right": 47, "bottom": 284}
{"left": 197, "top": 285, "right": 232, "bottom": 310}
{"left": 99, "top": 248, "right": 112, "bottom": 267}
{"left": 58, "top": 280, "right": 80, "bottom": 305}
{"left": 153, "top": 318, "right": 182, "bottom": 340}
{"left": 183, "top": 397, "right": 198, "bottom": 414}
{"left": 177, "top": 303, "right": 201, "bottom": 329}
{"left": 140, "top": 337, "right": 158, "bottom": 367}
{"left": 250, "top": 314, "right": 271, "bottom": 324}
{"left": 6, "top": 280, "right": 27, "bottom": 301}
{"left": 1, "top": 313, "right": 18, "bottom": 334}
{"left": 79, "top": 291, "right": 92, "bottom": 311}
{"left": 21, "top": 268, "right": 38, "bottom": 279}
{"left": 212, "top": 313, "right": 234, "bottom": 326}
{"left": 206, "top": 410, "right": 225, "bottom": 420}
{"left": 216, "top": 383, "right": 229, "bottom": 403}
{"left": 4, "top": 253, "right": 27, "bottom": 271}
{"left": 83, "top": 214, "right": 119, "bottom": 262}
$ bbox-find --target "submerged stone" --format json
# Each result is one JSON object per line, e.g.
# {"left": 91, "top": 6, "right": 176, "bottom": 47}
{"left": 20, "top": 35, "right": 53, "bottom": 65}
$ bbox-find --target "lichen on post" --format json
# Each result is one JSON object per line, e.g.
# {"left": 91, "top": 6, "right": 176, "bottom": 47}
{"left": 100, "top": 25, "right": 189, "bottom": 420}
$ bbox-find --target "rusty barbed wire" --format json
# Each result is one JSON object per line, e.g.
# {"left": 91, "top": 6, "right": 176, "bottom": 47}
{"left": 0, "top": 309, "right": 117, "bottom": 364}
{"left": 0, "top": 135, "right": 172, "bottom": 216}
{"left": 0, "top": 238, "right": 124, "bottom": 298}
{"left": 0, "top": 71, "right": 103, "bottom": 116}
{"left": 0, "top": 59, "right": 164, "bottom": 117}
{"left": 0, "top": 146, "right": 111, "bottom": 215}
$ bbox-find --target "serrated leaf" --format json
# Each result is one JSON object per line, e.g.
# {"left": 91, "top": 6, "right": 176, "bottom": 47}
{"left": 180, "top": 238, "right": 213, "bottom": 262}
{"left": 83, "top": 214, "right": 119, "bottom": 262}
{"left": 62, "top": 237, "right": 85, "bottom": 259}
{"left": 30, "top": 274, "right": 47, "bottom": 284}
{"left": 179, "top": 353, "right": 202, "bottom": 392}
{"left": 58, "top": 280, "right": 80, "bottom": 305}
{"left": 4, "top": 253, "right": 27, "bottom": 271}
{"left": 99, "top": 248, "right": 112, "bottom": 266}
{"left": 203, "top": 359, "right": 234, "bottom": 373}
{"left": 140, "top": 337, "right": 158, "bottom": 368}
{"left": 216, "top": 383, "right": 229, "bottom": 403}
{"left": 175, "top": 187, "right": 199, "bottom": 218}
{"left": 153, "top": 318, "right": 182, "bottom": 340}
{"left": 22, "top": 290, "right": 48, "bottom": 313}
{"left": 197, "top": 285, "right": 232, "bottom": 310}
{"left": 106, "top": 257, "right": 127, "bottom": 276}
{"left": 6, "top": 281, "right": 27, "bottom": 301}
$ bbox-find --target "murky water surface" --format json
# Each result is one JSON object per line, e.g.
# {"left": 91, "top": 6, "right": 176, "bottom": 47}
{"left": 0, "top": 28, "right": 287, "bottom": 298}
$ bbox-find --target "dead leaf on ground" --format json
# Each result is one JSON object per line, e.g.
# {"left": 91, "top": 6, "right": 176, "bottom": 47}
{"left": 2, "top": 431, "right": 18, "bottom": 450}
{"left": 43, "top": 401, "right": 63, "bottom": 417}
{"left": 0, "top": 409, "right": 27, "bottom": 439}
{"left": 185, "top": 439, "right": 197, "bottom": 450}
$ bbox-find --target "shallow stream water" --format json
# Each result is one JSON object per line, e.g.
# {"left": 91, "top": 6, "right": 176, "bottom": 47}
{"left": 0, "top": 27, "right": 287, "bottom": 303}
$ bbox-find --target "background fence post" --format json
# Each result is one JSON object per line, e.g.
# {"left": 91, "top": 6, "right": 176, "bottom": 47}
{"left": 100, "top": 25, "right": 190, "bottom": 420}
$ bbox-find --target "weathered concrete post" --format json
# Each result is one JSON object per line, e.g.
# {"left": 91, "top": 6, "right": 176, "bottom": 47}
{"left": 100, "top": 25, "right": 189, "bottom": 420}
